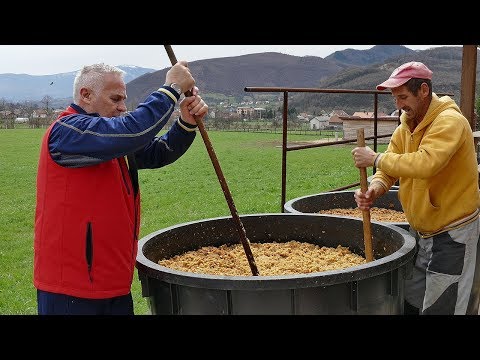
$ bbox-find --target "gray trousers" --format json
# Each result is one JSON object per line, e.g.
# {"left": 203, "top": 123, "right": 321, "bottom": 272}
{"left": 405, "top": 217, "right": 480, "bottom": 315}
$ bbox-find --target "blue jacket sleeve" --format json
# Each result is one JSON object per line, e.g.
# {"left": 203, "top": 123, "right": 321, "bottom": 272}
{"left": 135, "top": 118, "right": 197, "bottom": 169}
{"left": 49, "top": 90, "right": 195, "bottom": 168}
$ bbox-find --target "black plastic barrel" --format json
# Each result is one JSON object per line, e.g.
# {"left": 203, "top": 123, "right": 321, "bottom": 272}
{"left": 284, "top": 190, "right": 409, "bottom": 230}
{"left": 136, "top": 213, "right": 415, "bottom": 315}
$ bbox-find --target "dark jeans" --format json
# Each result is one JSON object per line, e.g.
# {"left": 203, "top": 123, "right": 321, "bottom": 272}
{"left": 37, "top": 289, "right": 134, "bottom": 315}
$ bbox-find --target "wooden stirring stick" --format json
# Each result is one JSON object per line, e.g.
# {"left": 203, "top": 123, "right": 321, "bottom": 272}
{"left": 356, "top": 128, "right": 374, "bottom": 262}
{"left": 163, "top": 45, "right": 260, "bottom": 276}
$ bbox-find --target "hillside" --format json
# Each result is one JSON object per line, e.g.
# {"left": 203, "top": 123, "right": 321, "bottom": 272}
{"left": 125, "top": 52, "right": 342, "bottom": 108}
{"left": 126, "top": 46, "right": 420, "bottom": 107}
{"left": 324, "top": 45, "right": 416, "bottom": 66}
{"left": 289, "top": 46, "right": 472, "bottom": 114}
{"left": 125, "top": 46, "right": 477, "bottom": 115}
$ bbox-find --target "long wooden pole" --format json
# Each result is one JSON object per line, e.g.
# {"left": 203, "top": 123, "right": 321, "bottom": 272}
{"left": 357, "top": 128, "right": 374, "bottom": 262}
{"left": 163, "top": 45, "right": 259, "bottom": 276}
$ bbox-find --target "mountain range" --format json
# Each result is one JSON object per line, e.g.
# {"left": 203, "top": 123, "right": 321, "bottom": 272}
{"left": 1, "top": 45, "right": 477, "bottom": 115}
{"left": 0, "top": 65, "right": 156, "bottom": 103}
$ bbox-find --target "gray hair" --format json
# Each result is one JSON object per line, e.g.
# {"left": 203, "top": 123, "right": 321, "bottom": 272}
{"left": 73, "top": 63, "right": 125, "bottom": 103}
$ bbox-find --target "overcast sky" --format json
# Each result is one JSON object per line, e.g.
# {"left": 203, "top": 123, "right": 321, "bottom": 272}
{"left": 0, "top": 45, "right": 458, "bottom": 76}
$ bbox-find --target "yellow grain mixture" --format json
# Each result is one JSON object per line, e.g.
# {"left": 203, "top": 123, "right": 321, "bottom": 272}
{"left": 158, "top": 241, "right": 366, "bottom": 276}
{"left": 318, "top": 207, "right": 407, "bottom": 223}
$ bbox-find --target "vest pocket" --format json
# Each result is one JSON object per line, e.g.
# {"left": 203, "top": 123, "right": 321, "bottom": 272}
{"left": 85, "top": 222, "right": 93, "bottom": 282}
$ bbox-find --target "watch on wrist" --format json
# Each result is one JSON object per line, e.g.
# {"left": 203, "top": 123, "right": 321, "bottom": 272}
{"left": 166, "top": 83, "right": 182, "bottom": 97}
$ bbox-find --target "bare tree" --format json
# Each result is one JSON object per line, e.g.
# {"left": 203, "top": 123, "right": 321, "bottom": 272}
{"left": 41, "top": 95, "right": 53, "bottom": 113}
{"left": 40, "top": 95, "right": 55, "bottom": 127}
{"left": 2, "top": 102, "right": 15, "bottom": 129}
{"left": 20, "top": 101, "right": 37, "bottom": 128}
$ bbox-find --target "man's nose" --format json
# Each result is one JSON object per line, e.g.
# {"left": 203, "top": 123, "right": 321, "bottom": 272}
{"left": 118, "top": 101, "right": 127, "bottom": 112}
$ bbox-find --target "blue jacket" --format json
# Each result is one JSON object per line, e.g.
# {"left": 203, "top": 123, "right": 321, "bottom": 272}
{"left": 49, "top": 88, "right": 197, "bottom": 169}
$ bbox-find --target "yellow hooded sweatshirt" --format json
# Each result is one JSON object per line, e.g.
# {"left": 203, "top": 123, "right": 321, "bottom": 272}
{"left": 372, "top": 94, "right": 480, "bottom": 233}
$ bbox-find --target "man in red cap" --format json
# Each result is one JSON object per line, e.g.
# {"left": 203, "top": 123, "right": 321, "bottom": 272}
{"left": 351, "top": 61, "right": 480, "bottom": 315}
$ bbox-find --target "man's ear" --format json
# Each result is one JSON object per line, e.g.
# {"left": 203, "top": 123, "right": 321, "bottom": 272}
{"left": 80, "top": 87, "right": 91, "bottom": 103}
{"left": 420, "top": 82, "right": 430, "bottom": 98}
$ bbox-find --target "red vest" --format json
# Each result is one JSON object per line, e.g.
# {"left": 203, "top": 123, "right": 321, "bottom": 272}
{"left": 34, "top": 108, "right": 141, "bottom": 299}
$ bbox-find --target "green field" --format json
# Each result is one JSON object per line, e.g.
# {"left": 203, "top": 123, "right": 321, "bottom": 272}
{"left": 0, "top": 128, "right": 380, "bottom": 315}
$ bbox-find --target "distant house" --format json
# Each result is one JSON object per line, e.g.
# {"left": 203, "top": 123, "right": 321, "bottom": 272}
{"left": 310, "top": 115, "right": 330, "bottom": 130}
{"left": 236, "top": 106, "right": 254, "bottom": 117}
{"left": 296, "top": 114, "right": 310, "bottom": 122}
{"left": 32, "top": 109, "right": 48, "bottom": 118}
{"left": 236, "top": 106, "right": 265, "bottom": 118}
{"left": 340, "top": 112, "right": 400, "bottom": 144}
{"left": 329, "top": 109, "right": 349, "bottom": 127}
{"left": 253, "top": 107, "right": 266, "bottom": 118}
{"left": 351, "top": 111, "right": 389, "bottom": 118}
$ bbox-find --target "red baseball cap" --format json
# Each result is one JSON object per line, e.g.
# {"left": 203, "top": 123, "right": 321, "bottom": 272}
{"left": 377, "top": 61, "right": 433, "bottom": 91}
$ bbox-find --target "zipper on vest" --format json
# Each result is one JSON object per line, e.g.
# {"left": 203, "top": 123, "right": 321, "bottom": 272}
{"left": 118, "top": 158, "right": 131, "bottom": 195}
{"left": 126, "top": 154, "right": 139, "bottom": 197}
{"left": 85, "top": 222, "right": 93, "bottom": 283}
{"left": 123, "top": 156, "right": 139, "bottom": 244}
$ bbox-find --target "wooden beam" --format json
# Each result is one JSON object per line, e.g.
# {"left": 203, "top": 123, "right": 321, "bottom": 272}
{"left": 460, "top": 45, "right": 478, "bottom": 130}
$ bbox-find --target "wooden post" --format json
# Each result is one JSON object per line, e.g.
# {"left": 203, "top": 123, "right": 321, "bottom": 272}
{"left": 460, "top": 45, "right": 477, "bottom": 131}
